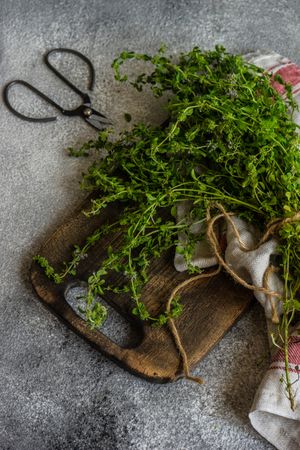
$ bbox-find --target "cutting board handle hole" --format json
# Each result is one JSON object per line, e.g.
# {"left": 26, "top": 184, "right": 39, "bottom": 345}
{"left": 64, "top": 281, "right": 141, "bottom": 348}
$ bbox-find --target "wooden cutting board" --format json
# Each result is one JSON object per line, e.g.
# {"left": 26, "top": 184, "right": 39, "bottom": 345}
{"left": 30, "top": 196, "right": 254, "bottom": 382}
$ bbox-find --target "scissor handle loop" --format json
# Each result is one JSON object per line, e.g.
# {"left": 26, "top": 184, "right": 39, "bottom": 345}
{"left": 44, "top": 48, "right": 95, "bottom": 102}
{"left": 3, "top": 80, "right": 60, "bottom": 123}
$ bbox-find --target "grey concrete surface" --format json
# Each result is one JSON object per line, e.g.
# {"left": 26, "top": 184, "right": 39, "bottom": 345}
{"left": 2, "top": 0, "right": 299, "bottom": 448}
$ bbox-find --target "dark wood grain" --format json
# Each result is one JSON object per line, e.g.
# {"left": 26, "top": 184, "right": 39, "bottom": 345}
{"left": 30, "top": 196, "right": 254, "bottom": 382}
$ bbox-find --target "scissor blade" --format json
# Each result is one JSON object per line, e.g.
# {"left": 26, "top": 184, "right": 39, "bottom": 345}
{"left": 85, "top": 108, "right": 112, "bottom": 130}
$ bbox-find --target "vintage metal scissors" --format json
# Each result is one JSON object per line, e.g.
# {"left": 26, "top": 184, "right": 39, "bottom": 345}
{"left": 3, "top": 48, "right": 110, "bottom": 130}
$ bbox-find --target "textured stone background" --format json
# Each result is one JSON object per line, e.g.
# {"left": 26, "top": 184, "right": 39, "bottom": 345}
{"left": 2, "top": 0, "right": 300, "bottom": 448}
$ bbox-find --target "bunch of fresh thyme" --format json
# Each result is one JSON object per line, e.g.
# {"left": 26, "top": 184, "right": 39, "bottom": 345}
{"left": 35, "top": 46, "right": 300, "bottom": 408}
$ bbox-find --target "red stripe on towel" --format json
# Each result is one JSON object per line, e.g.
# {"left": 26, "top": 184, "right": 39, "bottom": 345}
{"left": 269, "top": 365, "right": 300, "bottom": 374}
{"left": 269, "top": 63, "right": 300, "bottom": 94}
{"left": 272, "top": 336, "right": 300, "bottom": 365}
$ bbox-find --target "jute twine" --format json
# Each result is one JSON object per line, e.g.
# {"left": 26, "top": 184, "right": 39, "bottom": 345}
{"left": 166, "top": 202, "right": 300, "bottom": 384}
{"left": 165, "top": 266, "right": 221, "bottom": 384}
